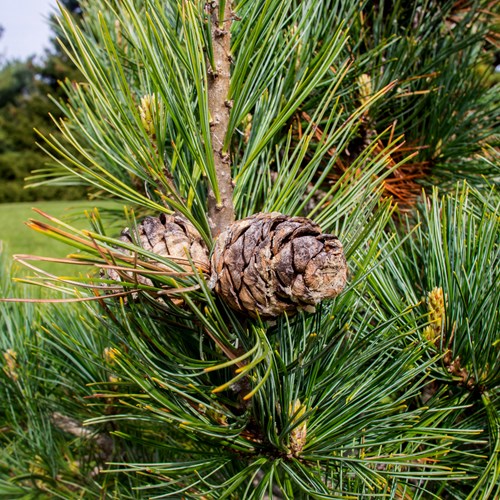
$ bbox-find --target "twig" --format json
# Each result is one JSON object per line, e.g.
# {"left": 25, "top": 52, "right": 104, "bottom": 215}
{"left": 207, "top": 1, "right": 235, "bottom": 237}
{"left": 51, "top": 412, "right": 113, "bottom": 460}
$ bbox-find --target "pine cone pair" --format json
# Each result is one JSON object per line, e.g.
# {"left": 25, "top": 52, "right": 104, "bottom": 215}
{"left": 109, "top": 212, "right": 347, "bottom": 318}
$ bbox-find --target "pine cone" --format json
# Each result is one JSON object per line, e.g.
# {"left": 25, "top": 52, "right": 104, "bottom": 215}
{"left": 210, "top": 212, "right": 347, "bottom": 318}
{"left": 107, "top": 214, "right": 209, "bottom": 288}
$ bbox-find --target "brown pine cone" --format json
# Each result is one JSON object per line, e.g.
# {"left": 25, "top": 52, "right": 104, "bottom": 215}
{"left": 210, "top": 212, "right": 347, "bottom": 318}
{"left": 107, "top": 214, "right": 209, "bottom": 288}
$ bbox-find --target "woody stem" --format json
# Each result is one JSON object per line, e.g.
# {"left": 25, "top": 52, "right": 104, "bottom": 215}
{"left": 207, "top": 0, "right": 235, "bottom": 238}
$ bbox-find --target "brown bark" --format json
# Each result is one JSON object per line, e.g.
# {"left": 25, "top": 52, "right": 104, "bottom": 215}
{"left": 207, "top": 1, "right": 235, "bottom": 238}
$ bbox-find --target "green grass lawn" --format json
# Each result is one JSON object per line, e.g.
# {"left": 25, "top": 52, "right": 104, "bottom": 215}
{"left": 0, "top": 200, "right": 125, "bottom": 276}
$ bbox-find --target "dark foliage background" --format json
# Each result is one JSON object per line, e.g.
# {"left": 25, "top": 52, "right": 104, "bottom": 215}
{"left": 0, "top": 0, "right": 86, "bottom": 202}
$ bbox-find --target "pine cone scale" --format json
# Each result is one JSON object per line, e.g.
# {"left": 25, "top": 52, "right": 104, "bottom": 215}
{"left": 142, "top": 217, "right": 165, "bottom": 248}
{"left": 226, "top": 236, "right": 246, "bottom": 291}
{"left": 243, "top": 254, "right": 268, "bottom": 304}
{"left": 242, "top": 221, "right": 265, "bottom": 264}
{"left": 274, "top": 242, "right": 294, "bottom": 286}
{"left": 292, "top": 236, "right": 323, "bottom": 273}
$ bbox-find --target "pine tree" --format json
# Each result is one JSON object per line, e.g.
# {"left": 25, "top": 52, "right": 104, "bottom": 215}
{"left": 1, "top": 0, "right": 498, "bottom": 498}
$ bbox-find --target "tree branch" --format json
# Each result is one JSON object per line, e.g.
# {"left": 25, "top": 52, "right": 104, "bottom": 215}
{"left": 207, "top": 0, "right": 235, "bottom": 238}
{"left": 51, "top": 412, "right": 113, "bottom": 460}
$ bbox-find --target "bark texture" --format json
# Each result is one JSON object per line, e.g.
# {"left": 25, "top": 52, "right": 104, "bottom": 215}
{"left": 210, "top": 212, "right": 347, "bottom": 318}
{"left": 207, "top": 0, "right": 235, "bottom": 237}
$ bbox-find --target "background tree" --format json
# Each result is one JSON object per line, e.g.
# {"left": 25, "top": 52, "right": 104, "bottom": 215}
{"left": 0, "top": 0, "right": 85, "bottom": 202}
{"left": 0, "top": 0, "right": 498, "bottom": 498}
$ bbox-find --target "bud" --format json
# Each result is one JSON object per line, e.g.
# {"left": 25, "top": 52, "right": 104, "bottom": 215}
{"left": 103, "top": 347, "right": 120, "bottom": 365}
{"left": 289, "top": 399, "right": 307, "bottom": 456}
{"left": 3, "top": 348, "right": 18, "bottom": 381}
{"left": 423, "top": 287, "right": 446, "bottom": 344}
{"left": 357, "top": 73, "right": 372, "bottom": 108}
{"left": 139, "top": 94, "right": 159, "bottom": 137}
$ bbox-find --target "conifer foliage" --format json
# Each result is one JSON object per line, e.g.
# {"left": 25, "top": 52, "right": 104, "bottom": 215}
{"left": 1, "top": 0, "right": 499, "bottom": 498}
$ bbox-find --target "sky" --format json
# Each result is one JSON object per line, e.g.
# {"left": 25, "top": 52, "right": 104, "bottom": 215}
{"left": 0, "top": 0, "right": 57, "bottom": 61}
